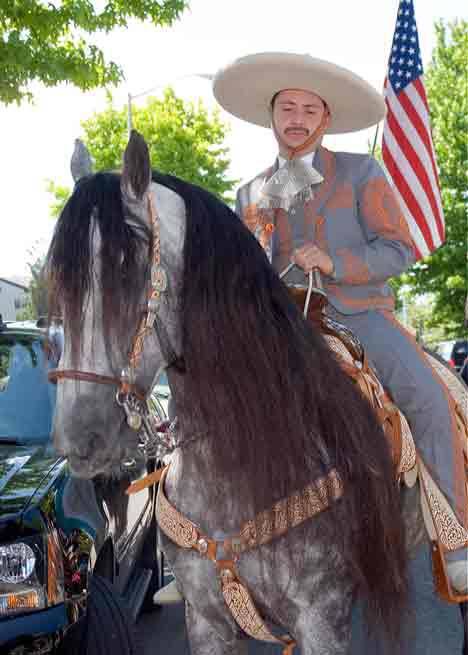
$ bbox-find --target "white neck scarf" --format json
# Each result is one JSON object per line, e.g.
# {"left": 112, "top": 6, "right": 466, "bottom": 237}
{"left": 259, "top": 150, "right": 323, "bottom": 211}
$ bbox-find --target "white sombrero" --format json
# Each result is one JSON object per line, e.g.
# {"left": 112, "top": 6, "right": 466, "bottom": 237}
{"left": 213, "top": 52, "right": 385, "bottom": 134}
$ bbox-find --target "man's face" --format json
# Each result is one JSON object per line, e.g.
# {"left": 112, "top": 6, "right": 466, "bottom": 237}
{"left": 272, "top": 89, "right": 327, "bottom": 150}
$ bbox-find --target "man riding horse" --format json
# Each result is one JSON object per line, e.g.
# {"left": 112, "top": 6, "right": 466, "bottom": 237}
{"left": 153, "top": 52, "right": 468, "bottom": 610}
{"left": 212, "top": 51, "right": 468, "bottom": 596}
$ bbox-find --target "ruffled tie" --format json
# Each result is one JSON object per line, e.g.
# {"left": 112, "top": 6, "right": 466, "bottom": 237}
{"left": 258, "top": 158, "right": 323, "bottom": 211}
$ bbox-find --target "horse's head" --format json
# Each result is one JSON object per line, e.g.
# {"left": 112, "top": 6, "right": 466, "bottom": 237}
{"left": 47, "top": 133, "right": 183, "bottom": 477}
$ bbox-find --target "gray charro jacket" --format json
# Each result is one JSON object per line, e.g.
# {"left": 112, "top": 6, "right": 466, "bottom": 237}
{"left": 235, "top": 146, "right": 416, "bottom": 315}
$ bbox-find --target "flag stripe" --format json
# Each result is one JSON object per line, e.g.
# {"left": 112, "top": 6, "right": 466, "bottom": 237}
{"left": 382, "top": 146, "right": 431, "bottom": 258}
{"left": 382, "top": 127, "right": 436, "bottom": 252}
{"left": 391, "top": 187, "right": 425, "bottom": 260}
{"left": 383, "top": 118, "right": 438, "bottom": 250}
{"left": 402, "top": 85, "right": 444, "bottom": 207}
{"left": 403, "top": 85, "right": 434, "bottom": 160}
{"left": 414, "top": 77, "right": 430, "bottom": 112}
{"left": 385, "top": 89, "right": 444, "bottom": 243}
{"left": 404, "top": 83, "right": 444, "bottom": 220}
{"left": 382, "top": 145, "right": 427, "bottom": 258}
{"left": 383, "top": 142, "right": 427, "bottom": 259}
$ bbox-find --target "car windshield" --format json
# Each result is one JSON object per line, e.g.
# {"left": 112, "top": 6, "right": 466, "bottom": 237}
{"left": 0, "top": 334, "right": 56, "bottom": 443}
{"left": 436, "top": 340, "right": 455, "bottom": 361}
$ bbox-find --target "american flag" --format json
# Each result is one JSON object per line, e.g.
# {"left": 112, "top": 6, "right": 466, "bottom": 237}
{"left": 382, "top": 0, "right": 445, "bottom": 260}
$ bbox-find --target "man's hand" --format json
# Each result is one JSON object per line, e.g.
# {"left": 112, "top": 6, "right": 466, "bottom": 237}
{"left": 293, "top": 243, "right": 334, "bottom": 276}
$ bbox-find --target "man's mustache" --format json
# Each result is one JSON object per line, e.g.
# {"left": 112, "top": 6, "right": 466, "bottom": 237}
{"left": 285, "top": 127, "right": 309, "bottom": 135}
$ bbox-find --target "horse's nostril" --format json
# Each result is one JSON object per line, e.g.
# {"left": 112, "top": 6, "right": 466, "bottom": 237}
{"left": 67, "top": 431, "right": 104, "bottom": 460}
{"left": 83, "top": 432, "right": 104, "bottom": 458}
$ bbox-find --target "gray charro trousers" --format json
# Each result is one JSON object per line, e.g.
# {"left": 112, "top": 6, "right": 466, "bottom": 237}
{"left": 326, "top": 306, "right": 468, "bottom": 560}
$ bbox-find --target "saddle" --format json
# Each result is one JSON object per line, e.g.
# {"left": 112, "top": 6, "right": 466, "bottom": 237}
{"left": 291, "top": 283, "right": 468, "bottom": 604}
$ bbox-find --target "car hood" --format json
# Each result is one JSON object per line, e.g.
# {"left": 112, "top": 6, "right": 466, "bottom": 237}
{"left": 0, "top": 443, "right": 64, "bottom": 517}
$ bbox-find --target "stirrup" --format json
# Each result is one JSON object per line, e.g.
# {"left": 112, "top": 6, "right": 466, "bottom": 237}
{"left": 431, "top": 542, "right": 468, "bottom": 603}
{"left": 153, "top": 579, "right": 183, "bottom": 605}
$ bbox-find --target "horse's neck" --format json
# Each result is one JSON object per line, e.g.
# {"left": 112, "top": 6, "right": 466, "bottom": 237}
{"left": 165, "top": 444, "right": 257, "bottom": 537}
{"left": 155, "top": 183, "right": 186, "bottom": 273}
{"left": 165, "top": 371, "right": 256, "bottom": 535}
{"left": 151, "top": 182, "right": 186, "bottom": 360}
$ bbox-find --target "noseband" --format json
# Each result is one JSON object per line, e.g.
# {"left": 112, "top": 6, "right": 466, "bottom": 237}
{"left": 49, "top": 190, "right": 167, "bottom": 437}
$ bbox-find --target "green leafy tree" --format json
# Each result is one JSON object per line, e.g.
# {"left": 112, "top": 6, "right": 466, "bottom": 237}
{"left": 49, "top": 88, "right": 237, "bottom": 216}
{"left": 0, "top": 1, "right": 188, "bottom": 105}
{"left": 17, "top": 254, "right": 49, "bottom": 321}
{"left": 401, "top": 21, "right": 468, "bottom": 336}
{"left": 395, "top": 290, "right": 447, "bottom": 348}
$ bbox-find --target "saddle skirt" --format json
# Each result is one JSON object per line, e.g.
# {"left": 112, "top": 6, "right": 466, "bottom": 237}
{"left": 319, "top": 311, "right": 468, "bottom": 603}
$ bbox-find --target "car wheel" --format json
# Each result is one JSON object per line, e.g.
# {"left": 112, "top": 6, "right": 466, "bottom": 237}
{"left": 63, "top": 574, "right": 140, "bottom": 654}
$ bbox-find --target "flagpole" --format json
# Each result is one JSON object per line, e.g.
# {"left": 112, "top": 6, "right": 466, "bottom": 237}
{"left": 126, "top": 73, "right": 213, "bottom": 139}
{"left": 371, "top": 121, "right": 380, "bottom": 157}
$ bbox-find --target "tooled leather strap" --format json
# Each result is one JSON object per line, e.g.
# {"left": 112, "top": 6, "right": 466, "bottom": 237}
{"left": 156, "top": 465, "right": 344, "bottom": 558}
{"left": 217, "top": 560, "right": 296, "bottom": 652}
{"left": 48, "top": 368, "right": 147, "bottom": 401}
{"left": 48, "top": 369, "right": 119, "bottom": 386}
{"left": 330, "top": 348, "right": 405, "bottom": 471}
{"left": 156, "top": 465, "right": 345, "bottom": 652}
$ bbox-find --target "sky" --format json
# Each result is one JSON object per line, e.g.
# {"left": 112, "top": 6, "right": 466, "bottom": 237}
{"left": 1, "top": 0, "right": 466, "bottom": 281}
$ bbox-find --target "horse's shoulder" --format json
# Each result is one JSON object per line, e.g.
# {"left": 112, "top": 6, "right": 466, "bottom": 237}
{"left": 149, "top": 181, "right": 186, "bottom": 256}
{"left": 152, "top": 180, "right": 186, "bottom": 218}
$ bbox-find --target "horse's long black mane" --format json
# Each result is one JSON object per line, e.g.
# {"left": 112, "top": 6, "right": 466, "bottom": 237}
{"left": 47, "top": 169, "right": 408, "bottom": 639}
{"left": 154, "top": 171, "right": 407, "bottom": 636}
{"left": 47, "top": 172, "right": 150, "bottom": 363}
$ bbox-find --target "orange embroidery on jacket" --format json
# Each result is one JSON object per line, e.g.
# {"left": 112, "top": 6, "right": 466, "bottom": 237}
{"left": 335, "top": 249, "right": 371, "bottom": 285}
{"left": 242, "top": 204, "right": 275, "bottom": 249}
{"left": 325, "top": 183, "right": 354, "bottom": 211}
{"left": 243, "top": 204, "right": 262, "bottom": 233}
{"left": 327, "top": 285, "right": 395, "bottom": 312}
{"left": 315, "top": 216, "right": 328, "bottom": 252}
{"left": 274, "top": 209, "right": 293, "bottom": 272}
{"left": 360, "top": 178, "right": 414, "bottom": 250}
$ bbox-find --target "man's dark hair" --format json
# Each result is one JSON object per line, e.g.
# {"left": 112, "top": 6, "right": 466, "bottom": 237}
{"left": 270, "top": 91, "right": 281, "bottom": 109}
{"left": 270, "top": 90, "right": 329, "bottom": 113}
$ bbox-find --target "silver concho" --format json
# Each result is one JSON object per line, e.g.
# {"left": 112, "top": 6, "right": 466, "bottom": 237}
{"left": 127, "top": 411, "right": 143, "bottom": 431}
{"left": 120, "top": 366, "right": 136, "bottom": 385}
{"left": 151, "top": 264, "right": 168, "bottom": 292}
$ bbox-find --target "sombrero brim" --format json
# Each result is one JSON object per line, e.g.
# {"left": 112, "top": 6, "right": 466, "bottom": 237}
{"left": 213, "top": 52, "right": 385, "bottom": 134}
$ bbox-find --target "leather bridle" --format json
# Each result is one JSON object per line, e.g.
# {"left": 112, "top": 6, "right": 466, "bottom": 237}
{"left": 48, "top": 189, "right": 167, "bottom": 434}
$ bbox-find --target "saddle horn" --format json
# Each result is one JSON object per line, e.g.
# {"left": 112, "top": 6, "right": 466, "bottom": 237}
{"left": 122, "top": 129, "right": 152, "bottom": 200}
{"left": 70, "top": 138, "right": 93, "bottom": 183}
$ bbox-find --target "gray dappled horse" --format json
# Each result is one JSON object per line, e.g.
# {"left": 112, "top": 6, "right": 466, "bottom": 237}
{"left": 47, "top": 132, "right": 458, "bottom": 654}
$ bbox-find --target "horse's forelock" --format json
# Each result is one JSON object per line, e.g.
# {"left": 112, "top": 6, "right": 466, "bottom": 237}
{"left": 47, "top": 172, "right": 150, "bottom": 367}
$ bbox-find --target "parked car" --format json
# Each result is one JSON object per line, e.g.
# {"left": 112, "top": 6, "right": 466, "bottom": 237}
{"left": 436, "top": 339, "right": 456, "bottom": 365}
{"left": 436, "top": 338, "right": 468, "bottom": 372}
{"left": 460, "top": 357, "right": 468, "bottom": 386}
{"left": 0, "top": 320, "right": 167, "bottom": 654}
{"left": 450, "top": 339, "right": 468, "bottom": 372}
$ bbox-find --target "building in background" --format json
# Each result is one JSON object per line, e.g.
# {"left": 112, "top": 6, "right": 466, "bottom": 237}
{"left": 0, "top": 278, "right": 28, "bottom": 321}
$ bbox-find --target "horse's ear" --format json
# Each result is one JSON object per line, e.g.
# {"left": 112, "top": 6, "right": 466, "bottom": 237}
{"left": 70, "top": 139, "right": 93, "bottom": 183}
{"left": 122, "top": 130, "right": 152, "bottom": 200}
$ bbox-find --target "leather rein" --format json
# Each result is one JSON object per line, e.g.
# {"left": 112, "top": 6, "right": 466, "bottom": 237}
{"left": 48, "top": 189, "right": 167, "bottom": 434}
